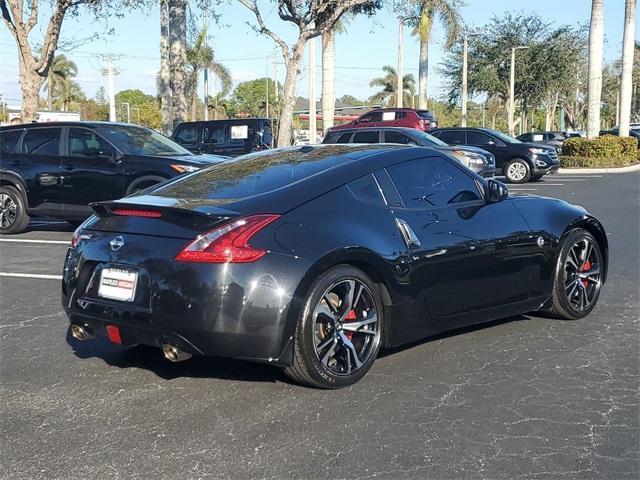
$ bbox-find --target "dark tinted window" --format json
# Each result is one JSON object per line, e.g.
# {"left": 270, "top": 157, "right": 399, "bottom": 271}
{"left": 0, "top": 129, "right": 23, "bottom": 154}
{"left": 358, "top": 112, "right": 382, "bottom": 123}
{"left": 98, "top": 125, "right": 190, "bottom": 156}
{"left": 417, "top": 110, "right": 434, "bottom": 119}
{"left": 518, "top": 133, "right": 532, "bottom": 142}
{"left": 434, "top": 130, "right": 465, "bottom": 145}
{"left": 22, "top": 128, "right": 61, "bottom": 155}
{"left": 347, "top": 174, "right": 385, "bottom": 205}
{"left": 69, "top": 128, "right": 116, "bottom": 158}
{"left": 387, "top": 157, "right": 481, "bottom": 209}
{"left": 204, "top": 125, "right": 225, "bottom": 144}
{"left": 174, "top": 124, "right": 199, "bottom": 144}
{"left": 336, "top": 133, "right": 353, "bottom": 143}
{"left": 466, "top": 131, "right": 494, "bottom": 145}
{"left": 352, "top": 131, "right": 379, "bottom": 143}
{"left": 153, "top": 148, "right": 351, "bottom": 201}
{"left": 385, "top": 131, "right": 413, "bottom": 144}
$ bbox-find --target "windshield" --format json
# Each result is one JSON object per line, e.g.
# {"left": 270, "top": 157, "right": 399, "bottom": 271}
{"left": 490, "top": 130, "right": 521, "bottom": 144}
{"left": 413, "top": 130, "right": 448, "bottom": 146}
{"left": 98, "top": 125, "right": 191, "bottom": 156}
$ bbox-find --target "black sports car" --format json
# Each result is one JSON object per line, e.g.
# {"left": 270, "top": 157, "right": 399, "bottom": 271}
{"left": 63, "top": 144, "right": 607, "bottom": 388}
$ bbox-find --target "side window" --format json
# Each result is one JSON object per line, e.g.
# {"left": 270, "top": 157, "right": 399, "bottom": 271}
{"left": 434, "top": 130, "right": 465, "bottom": 145}
{"left": 466, "top": 131, "right": 494, "bottom": 146}
{"left": 352, "top": 131, "right": 379, "bottom": 143}
{"left": 336, "top": 133, "right": 353, "bottom": 143}
{"left": 519, "top": 133, "right": 531, "bottom": 142}
{"left": 347, "top": 174, "right": 385, "bottom": 206}
{"left": 386, "top": 157, "right": 481, "bottom": 209}
{"left": 174, "top": 125, "right": 199, "bottom": 144}
{"left": 69, "top": 128, "right": 116, "bottom": 158}
{"left": 0, "top": 129, "right": 23, "bottom": 154}
{"left": 358, "top": 112, "right": 382, "bottom": 124}
{"left": 204, "top": 125, "right": 226, "bottom": 144}
{"left": 385, "top": 131, "right": 413, "bottom": 144}
{"left": 21, "top": 128, "right": 62, "bottom": 156}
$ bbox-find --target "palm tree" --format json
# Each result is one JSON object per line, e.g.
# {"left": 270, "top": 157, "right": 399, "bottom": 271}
{"left": 586, "top": 0, "right": 604, "bottom": 138}
{"left": 412, "top": 0, "right": 461, "bottom": 109}
{"left": 321, "top": 19, "right": 349, "bottom": 133}
{"left": 169, "top": 0, "right": 188, "bottom": 129}
{"left": 186, "top": 27, "right": 232, "bottom": 121}
{"left": 618, "top": 0, "right": 637, "bottom": 136}
{"left": 46, "top": 54, "right": 78, "bottom": 111}
{"left": 160, "top": 0, "right": 172, "bottom": 134}
{"left": 369, "top": 65, "right": 416, "bottom": 107}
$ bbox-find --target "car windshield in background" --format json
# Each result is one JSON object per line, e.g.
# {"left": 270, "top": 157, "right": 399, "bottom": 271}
{"left": 414, "top": 130, "right": 448, "bottom": 146}
{"left": 491, "top": 130, "right": 521, "bottom": 144}
{"left": 98, "top": 125, "right": 191, "bottom": 156}
{"left": 152, "top": 148, "right": 348, "bottom": 201}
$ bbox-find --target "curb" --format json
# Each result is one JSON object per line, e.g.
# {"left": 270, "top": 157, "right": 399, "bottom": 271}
{"left": 558, "top": 164, "right": 640, "bottom": 174}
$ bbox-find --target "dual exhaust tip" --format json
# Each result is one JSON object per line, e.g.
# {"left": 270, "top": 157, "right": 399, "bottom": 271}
{"left": 70, "top": 324, "right": 191, "bottom": 363}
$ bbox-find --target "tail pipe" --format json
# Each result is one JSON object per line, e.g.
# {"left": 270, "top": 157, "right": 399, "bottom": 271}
{"left": 162, "top": 344, "right": 192, "bottom": 363}
{"left": 70, "top": 324, "right": 94, "bottom": 341}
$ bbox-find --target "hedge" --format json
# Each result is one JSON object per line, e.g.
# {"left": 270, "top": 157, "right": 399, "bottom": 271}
{"left": 562, "top": 135, "right": 638, "bottom": 157}
{"left": 559, "top": 155, "right": 637, "bottom": 168}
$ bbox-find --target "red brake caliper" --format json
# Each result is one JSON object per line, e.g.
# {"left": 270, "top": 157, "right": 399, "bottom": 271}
{"left": 344, "top": 309, "right": 357, "bottom": 340}
{"left": 580, "top": 260, "right": 591, "bottom": 287}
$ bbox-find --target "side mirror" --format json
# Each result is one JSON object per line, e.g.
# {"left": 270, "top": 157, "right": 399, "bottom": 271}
{"left": 486, "top": 140, "right": 496, "bottom": 146}
{"left": 486, "top": 179, "right": 508, "bottom": 202}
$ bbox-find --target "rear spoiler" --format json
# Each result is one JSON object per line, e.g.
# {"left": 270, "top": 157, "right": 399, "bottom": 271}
{"left": 90, "top": 199, "right": 239, "bottom": 220}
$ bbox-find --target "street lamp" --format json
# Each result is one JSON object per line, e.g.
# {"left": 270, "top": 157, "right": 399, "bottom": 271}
{"left": 461, "top": 31, "right": 482, "bottom": 127}
{"left": 508, "top": 46, "right": 529, "bottom": 136}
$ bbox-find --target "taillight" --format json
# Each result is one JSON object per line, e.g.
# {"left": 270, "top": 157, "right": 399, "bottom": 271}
{"left": 112, "top": 209, "right": 162, "bottom": 218}
{"left": 70, "top": 227, "right": 80, "bottom": 248}
{"left": 175, "top": 214, "right": 280, "bottom": 264}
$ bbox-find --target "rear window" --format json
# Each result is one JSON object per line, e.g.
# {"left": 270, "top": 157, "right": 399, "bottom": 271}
{"left": 0, "top": 129, "right": 23, "bottom": 154}
{"left": 417, "top": 110, "right": 434, "bottom": 119}
{"left": 152, "top": 147, "right": 352, "bottom": 201}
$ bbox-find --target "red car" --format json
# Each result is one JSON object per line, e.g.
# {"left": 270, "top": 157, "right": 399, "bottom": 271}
{"left": 328, "top": 108, "right": 438, "bottom": 133}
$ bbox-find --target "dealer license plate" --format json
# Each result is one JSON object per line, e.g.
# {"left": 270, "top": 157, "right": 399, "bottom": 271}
{"left": 98, "top": 268, "right": 138, "bottom": 302}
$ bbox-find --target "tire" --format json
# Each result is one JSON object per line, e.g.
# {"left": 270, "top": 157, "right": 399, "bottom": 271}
{"left": 284, "top": 265, "right": 384, "bottom": 389}
{"left": 504, "top": 158, "right": 532, "bottom": 183}
{"left": 125, "top": 176, "right": 165, "bottom": 196}
{"left": 531, "top": 174, "right": 544, "bottom": 182}
{"left": 542, "top": 228, "right": 604, "bottom": 320}
{"left": 0, "top": 186, "right": 30, "bottom": 234}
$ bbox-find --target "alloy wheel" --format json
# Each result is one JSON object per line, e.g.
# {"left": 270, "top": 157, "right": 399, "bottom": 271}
{"left": 312, "top": 279, "right": 381, "bottom": 376}
{"left": 507, "top": 161, "right": 528, "bottom": 182}
{"left": 564, "top": 237, "right": 601, "bottom": 312}
{"left": 0, "top": 193, "right": 17, "bottom": 229}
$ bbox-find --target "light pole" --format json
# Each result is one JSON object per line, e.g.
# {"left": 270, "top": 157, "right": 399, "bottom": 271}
{"left": 461, "top": 31, "right": 481, "bottom": 127}
{"left": 397, "top": 17, "right": 404, "bottom": 108}
{"left": 121, "top": 102, "right": 130, "bottom": 123}
{"left": 508, "top": 46, "right": 529, "bottom": 136}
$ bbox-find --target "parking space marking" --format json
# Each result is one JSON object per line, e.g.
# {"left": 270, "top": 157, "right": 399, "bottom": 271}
{"left": 0, "top": 239, "right": 69, "bottom": 245}
{"left": 0, "top": 272, "right": 63, "bottom": 280}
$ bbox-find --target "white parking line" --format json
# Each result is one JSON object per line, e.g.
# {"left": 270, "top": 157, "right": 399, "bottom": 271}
{"left": 0, "top": 239, "right": 69, "bottom": 244}
{"left": 0, "top": 272, "right": 63, "bottom": 280}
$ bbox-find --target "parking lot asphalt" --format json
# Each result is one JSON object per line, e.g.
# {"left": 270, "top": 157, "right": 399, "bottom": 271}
{"left": 1, "top": 171, "right": 638, "bottom": 480}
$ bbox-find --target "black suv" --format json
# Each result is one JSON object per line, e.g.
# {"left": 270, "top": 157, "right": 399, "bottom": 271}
{"left": 0, "top": 122, "right": 226, "bottom": 234}
{"left": 322, "top": 127, "right": 495, "bottom": 178}
{"left": 172, "top": 118, "right": 272, "bottom": 156}
{"left": 431, "top": 127, "right": 560, "bottom": 183}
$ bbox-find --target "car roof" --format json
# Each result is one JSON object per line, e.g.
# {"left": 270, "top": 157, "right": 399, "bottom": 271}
{"left": 0, "top": 121, "right": 145, "bottom": 131}
{"left": 176, "top": 118, "right": 270, "bottom": 126}
{"left": 327, "top": 126, "right": 421, "bottom": 135}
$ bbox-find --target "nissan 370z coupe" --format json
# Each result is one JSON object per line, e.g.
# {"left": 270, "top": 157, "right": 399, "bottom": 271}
{"left": 63, "top": 144, "right": 607, "bottom": 388}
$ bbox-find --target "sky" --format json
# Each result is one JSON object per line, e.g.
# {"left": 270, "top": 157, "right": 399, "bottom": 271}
{"left": 0, "top": 0, "right": 636, "bottom": 110}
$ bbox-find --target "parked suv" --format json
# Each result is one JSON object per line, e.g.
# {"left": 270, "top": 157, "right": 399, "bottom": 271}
{"left": 430, "top": 127, "right": 560, "bottom": 183}
{"left": 172, "top": 118, "right": 272, "bottom": 156}
{"left": 327, "top": 108, "right": 438, "bottom": 133}
{"left": 0, "top": 122, "right": 226, "bottom": 234}
{"left": 322, "top": 127, "right": 495, "bottom": 178}
{"left": 517, "top": 131, "right": 566, "bottom": 152}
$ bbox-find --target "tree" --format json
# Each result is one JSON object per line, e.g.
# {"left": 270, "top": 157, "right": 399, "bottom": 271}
{"left": 369, "top": 65, "right": 416, "bottom": 107}
{"left": 115, "top": 89, "right": 162, "bottom": 129}
{"left": 406, "top": 0, "right": 462, "bottom": 109}
{"left": 338, "top": 94, "right": 365, "bottom": 106}
{"left": 321, "top": 26, "right": 337, "bottom": 132}
{"left": 586, "top": 0, "right": 604, "bottom": 138}
{"left": 1, "top": 0, "right": 144, "bottom": 123}
{"left": 239, "top": 0, "right": 377, "bottom": 147}
{"left": 46, "top": 54, "right": 78, "bottom": 110}
{"left": 227, "top": 78, "right": 280, "bottom": 118}
{"left": 169, "top": 0, "right": 188, "bottom": 129}
{"left": 186, "top": 27, "right": 231, "bottom": 122}
{"left": 618, "top": 0, "right": 636, "bottom": 136}
{"left": 160, "top": 0, "right": 172, "bottom": 134}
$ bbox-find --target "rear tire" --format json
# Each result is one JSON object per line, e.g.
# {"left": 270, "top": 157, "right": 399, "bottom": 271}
{"left": 504, "top": 158, "right": 531, "bottom": 183}
{"left": 284, "top": 265, "right": 384, "bottom": 389}
{"left": 0, "top": 186, "right": 30, "bottom": 235}
{"left": 542, "top": 228, "right": 603, "bottom": 320}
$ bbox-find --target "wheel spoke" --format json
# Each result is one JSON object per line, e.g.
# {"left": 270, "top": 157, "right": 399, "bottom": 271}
{"left": 568, "top": 248, "right": 580, "bottom": 269}
{"left": 341, "top": 312, "right": 378, "bottom": 333}
{"left": 565, "top": 280, "right": 579, "bottom": 298}
{"left": 320, "top": 337, "right": 338, "bottom": 367}
{"left": 338, "top": 280, "right": 361, "bottom": 320}
{"left": 339, "top": 332, "right": 363, "bottom": 371}
{"left": 322, "top": 293, "right": 339, "bottom": 316}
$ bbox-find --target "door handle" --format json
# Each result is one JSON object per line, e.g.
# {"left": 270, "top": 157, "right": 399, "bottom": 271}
{"left": 395, "top": 218, "right": 421, "bottom": 249}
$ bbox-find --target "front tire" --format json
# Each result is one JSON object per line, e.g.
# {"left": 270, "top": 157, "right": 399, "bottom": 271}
{"left": 504, "top": 158, "right": 531, "bottom": 183}
{"left": 543, "top": 228, "right": 604, "bottom": 320}
{"left": 284, "top": 265, "right": 384, "bottom": 389}
{"left": 0, "top": 186, "right": 30, "bottom": 235}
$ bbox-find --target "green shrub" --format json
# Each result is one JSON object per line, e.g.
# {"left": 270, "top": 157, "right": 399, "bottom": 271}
{"left": 562, "top": 135, "right": 638, "bottom": 157}
{"left": 559, "top": 155, "right": 637, "bottom": 168}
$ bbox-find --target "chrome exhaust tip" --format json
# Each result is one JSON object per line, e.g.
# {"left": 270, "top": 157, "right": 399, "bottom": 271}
{"left": 70, "top": 324, "right": 93, "bottom": 341}
{"left": 162, "top": 344, "right": 192, "bottom": 362}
